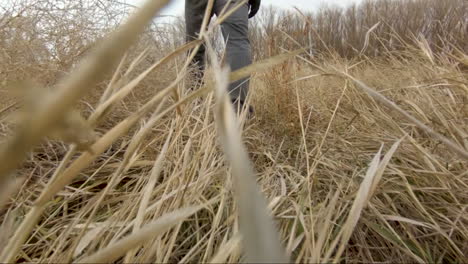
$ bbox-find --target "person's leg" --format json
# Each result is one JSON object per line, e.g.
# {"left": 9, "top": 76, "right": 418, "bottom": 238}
{"left": 185, "top": 0, "right": 210, "bottom": 87}
{"left": 213, "top": 0, "right": 252, "bottom": 104}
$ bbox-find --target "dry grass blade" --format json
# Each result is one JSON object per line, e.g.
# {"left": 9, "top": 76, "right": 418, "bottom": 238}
{"left": 69, "top": 102, "right": 170, "bottom": 262}
{"left": 124, "top": 126, "right": 174, "bottom": 261}
{"left": 155, "top": 48, "right": 307, "bottom": 115}
{"left": 203, "top": 192, "right": 228, "bottom": 262}
{"left": 324, "top": 146, "right": 383, "bottom": 262}
{"left": 74, "top": 205, "right": 207, "bottom": 263}
{"left": 230, "top": 48, "right": 304, "bottom": 84}
{"left": 89, "top": 40, "right": 201, "bottom": 126}
{"left": 0, "top": 102, "right": 18, "bottom": 118}
{"left": 2, "top": 0, "right": 466, "bottom": 262}
{"left": 99, "top": 52, "right": 129, "bottom": 105}
{"left": 382, "top": 215, "right": 431, "bottom": 228}
{"left": 209, "top": 234, "right": 242, "bottom": 263}
{"left": 311, "top": 189, "right": 341, "bottom": 263}
{"left": 360, "top": 22, "right": 381, "bottom": 55}
{"left": 370, "top": 137, "right": 404, "bottom": 196}
{"left": 0, "top": 176, "right": 24, "bottom": 211}
{"left": 327, "top": 139, "right": 402, "bottom": 262}
{"left": 0, "top": 209, "right": 18, "bottom": 254}
{"left": 342, "top": 73, "right": 468, "bottom": 160}
{"left": 0, "top": 96, "right": 168, "bottom": 263}
{"left": 35, "top": 68, "right": 189, "bottom": 207}
{"left": 3, "top": 57, "right": 192, "bottom": 262}
{"left": 74, "top": 225, "right": 107, "bottom": 258}
{"left": 208, "top": 39, "right": 288, "bottom": 262}
{"left": 200, "top": 0, "right": 215, "bottom": 38}
{"left": 36, "top": 115, "right": 142, "bottom": 205}
{"left": 0, "top": 206, "right": 45, "bottom": 262}
{"left": 0, "top": 0, "right": 172, "bottom": 184}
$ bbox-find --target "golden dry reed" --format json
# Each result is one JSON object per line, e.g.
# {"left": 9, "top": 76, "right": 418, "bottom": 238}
{"left": 0, "top": 0, "right": 467, "bottom": 263}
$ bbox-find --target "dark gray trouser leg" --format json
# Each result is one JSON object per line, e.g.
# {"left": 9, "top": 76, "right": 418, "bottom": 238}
{"left": 185, "top": 0, "right": 210, "bottom": 79}
{"left": 213, "top": 0, "right": 252, "bottom": 103}
{"left": 185, "top": 0, "right": 251, "bottom": 102}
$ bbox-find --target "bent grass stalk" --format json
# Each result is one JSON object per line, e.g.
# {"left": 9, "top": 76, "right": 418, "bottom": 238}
{"left": 0, "top": 0, "right": 172, "bottom": 188}
{"left": 207, "top": 37, "right": 288, "bottom": 262}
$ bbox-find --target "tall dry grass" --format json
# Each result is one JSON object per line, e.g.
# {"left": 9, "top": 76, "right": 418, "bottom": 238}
{"left": 1, "top": 0, "right": 467, "bottom": 263}
{"left": 250, "top": 0, "right": 467, "bottom": 58}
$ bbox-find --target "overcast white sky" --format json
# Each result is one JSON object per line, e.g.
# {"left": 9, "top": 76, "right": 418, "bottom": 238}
{"left": 128, "top": 0, "right": 364, "bottom": 16}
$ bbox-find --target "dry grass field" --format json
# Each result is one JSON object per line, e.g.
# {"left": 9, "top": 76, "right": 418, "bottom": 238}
{"left": 0, "top": 0, "right": 467, "bottom": 263}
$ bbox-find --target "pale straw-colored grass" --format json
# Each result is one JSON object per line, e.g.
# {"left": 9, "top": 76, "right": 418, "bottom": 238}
{"left": 0, "top": 0, "right": 467, "bottom": 263}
